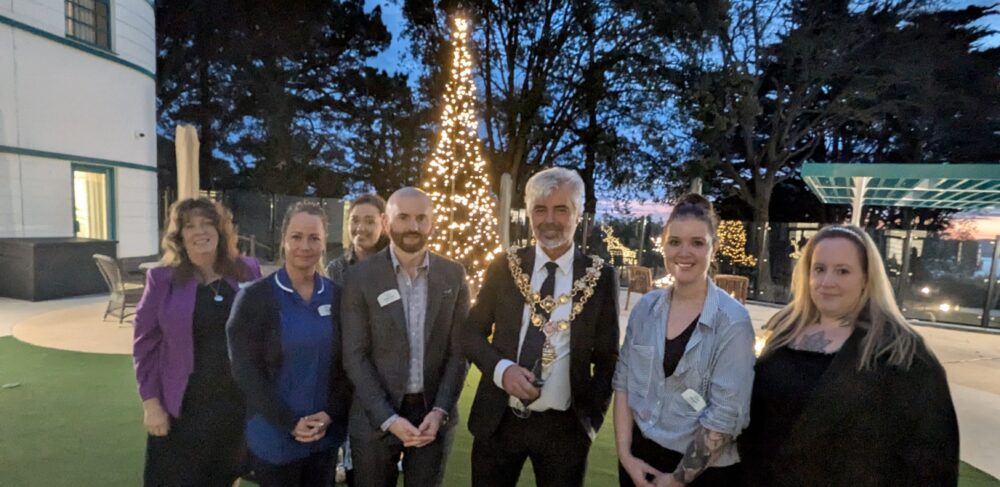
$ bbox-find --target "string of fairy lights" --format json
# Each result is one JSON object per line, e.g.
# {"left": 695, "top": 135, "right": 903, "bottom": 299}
{"left": 601, "top": 225, "right": 637, "bottom": 265}
{"left": 420, "top": 16, "right": 501, "bottom": 293}
{"left": 718, "top": 220, "right": 757, "bottom": 267}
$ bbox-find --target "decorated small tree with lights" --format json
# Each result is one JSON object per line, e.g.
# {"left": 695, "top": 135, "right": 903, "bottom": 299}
{"left": 421, "top": 15, "right": 500, "bottom": 293}
{"left": 718, "top": 220, "right": 757, "bottom": 273}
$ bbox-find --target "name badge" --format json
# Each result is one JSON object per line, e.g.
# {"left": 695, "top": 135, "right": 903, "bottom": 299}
{"left": 377, "top": 289, "right": 401, "bottom": 307}
{"left": 681, "top": 388, "right": 707, "bottom": 413}
{"left": 318, "top": 304, "right": 332, "bottom": 316}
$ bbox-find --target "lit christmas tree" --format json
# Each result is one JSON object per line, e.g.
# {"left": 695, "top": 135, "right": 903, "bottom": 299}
{"left": 421, "top": 15, "right": 500, "bottom": 293}
{"left": 718, "top": 220, "right": 757, "bottom": 271}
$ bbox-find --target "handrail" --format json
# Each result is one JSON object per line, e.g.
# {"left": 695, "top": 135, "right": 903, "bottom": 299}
{"left": 237, "top": 235, "right": 273, "bottom": 258}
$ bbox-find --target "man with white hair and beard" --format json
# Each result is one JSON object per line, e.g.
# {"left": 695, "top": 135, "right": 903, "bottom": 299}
{"left": 462, "top": 167, "right": 620, "bottom": 487}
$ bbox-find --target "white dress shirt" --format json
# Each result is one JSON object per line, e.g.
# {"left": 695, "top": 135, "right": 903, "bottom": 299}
{"left": 493, "top": 244, "right": 575, "bottom": 412}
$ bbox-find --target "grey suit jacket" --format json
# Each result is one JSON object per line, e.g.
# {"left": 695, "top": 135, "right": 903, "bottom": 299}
{"left": 341, "top": 247, "right": 470, "bottom": 432}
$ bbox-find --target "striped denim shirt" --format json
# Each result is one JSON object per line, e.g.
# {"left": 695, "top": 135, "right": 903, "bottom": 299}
{"left": 612, "top": 280, "right": 755, "bottom": 466}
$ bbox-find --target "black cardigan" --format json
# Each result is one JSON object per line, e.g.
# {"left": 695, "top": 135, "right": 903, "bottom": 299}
{"left": 225, "top": 272, "right": 350, "bottom": 444}
{"left": 739, "top": 326, "right": 959, "bottom": 487}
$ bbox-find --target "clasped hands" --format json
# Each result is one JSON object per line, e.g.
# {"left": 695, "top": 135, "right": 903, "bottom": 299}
{"left": 387, "top": 409, "right": 447, "bottom": 448}
{"left": 292, "top": 411, "right": 331, "bottom": 443}
{"left": 620, "top": 454, "right": 685, "bottom": 487}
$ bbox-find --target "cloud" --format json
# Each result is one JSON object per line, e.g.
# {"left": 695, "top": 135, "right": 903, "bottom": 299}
{"left": 596, "top": 199, "right": 672, "bottom": 221}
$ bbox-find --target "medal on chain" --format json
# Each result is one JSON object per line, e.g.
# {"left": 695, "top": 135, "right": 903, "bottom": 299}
{"left": 507, "top": 246, "right": 603, "bottom": 369}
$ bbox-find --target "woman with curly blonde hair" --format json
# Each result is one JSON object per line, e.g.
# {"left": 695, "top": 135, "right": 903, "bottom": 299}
{"left": 133, "top": 197, "right": 261, "bottom": 486}
{"left": 739, "top": 224, "right": 958, "bottom": 486}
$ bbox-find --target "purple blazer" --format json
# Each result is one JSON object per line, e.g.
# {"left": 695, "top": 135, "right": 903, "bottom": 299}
{"left": 132, "top": 256, "right": 262, "bottom": 418}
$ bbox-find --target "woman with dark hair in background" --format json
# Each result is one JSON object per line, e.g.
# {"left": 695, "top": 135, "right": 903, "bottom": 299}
{"left": 327, "top": 193, "right": 389, "bottom": 286}
{"left": 227, "top": 202, "right": 350, "bottom": 486}
{"left": 133, "top": 197, "right": 262, "bottom": 486}
{"left": 326, "top": 192, "right": 389, "bottom": 486}
{"left": 614, "top": 194, "right": 755, "bottom": 487}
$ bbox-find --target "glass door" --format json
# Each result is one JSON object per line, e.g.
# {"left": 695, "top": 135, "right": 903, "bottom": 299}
{"left": 72, "top": 164, "right": 114, "bottom": 240}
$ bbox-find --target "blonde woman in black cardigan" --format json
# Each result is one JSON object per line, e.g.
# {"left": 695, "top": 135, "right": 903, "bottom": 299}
{"left": 739, "top": 225, "right": 959, "bottom": 486}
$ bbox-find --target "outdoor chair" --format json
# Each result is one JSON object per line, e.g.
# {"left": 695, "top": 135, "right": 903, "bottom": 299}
{"left": 715, "top": 274, "right": 750, "bottom": 304}
{"left": 625, "top": 265, "right": 653, "bottom": 309}
{"left": 93, "top": 254, "right": 144, "bottom": 324}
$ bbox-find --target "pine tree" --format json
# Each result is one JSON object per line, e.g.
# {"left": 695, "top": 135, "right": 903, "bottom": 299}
{"left": 421, "top": 16, "right": 500, "bottom": 293}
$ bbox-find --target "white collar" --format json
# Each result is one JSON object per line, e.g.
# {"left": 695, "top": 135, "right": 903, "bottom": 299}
{"left": 274, "top": 270, "right": 325, "bottom": 295}
{"left": 533, "top": 243, "right": 575, "bottom": 276}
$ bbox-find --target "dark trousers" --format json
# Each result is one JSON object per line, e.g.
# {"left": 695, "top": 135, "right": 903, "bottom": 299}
{"left": 618, "top": 422, "right": 741, "bottom": 487}
{"left": 252, "top": 448, "right": 336, "bottom": 487}
{"left": 471, "top": 408, "right": 592, "bottom": 487}
{"left": 350, "top": 394, "right": 455, "bottom": 487}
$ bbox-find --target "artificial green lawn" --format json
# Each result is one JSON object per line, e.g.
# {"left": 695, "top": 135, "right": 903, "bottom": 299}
{"left": 0, "top": 336, "right": 996, "bottom": 486}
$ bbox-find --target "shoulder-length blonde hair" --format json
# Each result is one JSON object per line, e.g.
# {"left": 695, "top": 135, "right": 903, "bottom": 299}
{"left": 160, "top": 198, "right": 249, "bottom": 283}
{"left": 761, "top": 224, "right": 921, "bottom": 370}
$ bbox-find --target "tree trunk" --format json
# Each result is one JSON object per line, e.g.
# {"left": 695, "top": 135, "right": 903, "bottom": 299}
{"left": 752, "top": 201, "right": 774, "bottom": 301}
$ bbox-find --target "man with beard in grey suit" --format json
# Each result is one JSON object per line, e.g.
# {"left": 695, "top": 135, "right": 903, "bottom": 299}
{"left": 341, "top": 187, "right": 470, "bottom": 486}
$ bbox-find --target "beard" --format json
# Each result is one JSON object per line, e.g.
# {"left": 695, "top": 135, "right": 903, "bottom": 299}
{"left": 533, "top": 222, "right": 573, "bottom": 249}
{"left": 390, "top": 229, "right": 427, "bottom": 253}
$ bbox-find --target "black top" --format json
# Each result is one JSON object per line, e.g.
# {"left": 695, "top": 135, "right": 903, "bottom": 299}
{"left": 188, "top": 281, "right": 241, "bottom": 398}
{"left": 744, "top": 346, "right": 835, "bottom": 481}
{"left": 663, "top": 315, "right": 699, "bottom": 377}
{"left": 739, "top": 327, "right": 959, "bottom": 487}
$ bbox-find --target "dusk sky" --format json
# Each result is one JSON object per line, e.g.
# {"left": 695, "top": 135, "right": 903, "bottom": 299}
{"left": 361, "top": 0, "right": 1000, "bottom": 238}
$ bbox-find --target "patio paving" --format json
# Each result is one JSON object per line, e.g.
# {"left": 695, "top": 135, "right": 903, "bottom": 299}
{"left": 11, "top": 299, "right": 132, "bottom": 355}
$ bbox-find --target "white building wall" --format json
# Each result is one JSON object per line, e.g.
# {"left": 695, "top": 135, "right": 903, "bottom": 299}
{"left": 117, "top": 167, "right": 158, "bottom": 257}
{"left": 0, "top": 0, "right": 158, "bottom": 257}
{"left": 1, "top": 0, "right": 155, "bottom": 73}
{"left": 17, "top": 154, "right": 72, "bottom": 236}
{"left": 0, "top": 24, "right": 19, "bottom": 150}
{"left": 0, "top": 153, "right": 22, "bottom": 232}
{"left": 4, "top": 0, "right": 63, "bottom": 35}
{"left": 11, "top": 30, "right": 156, "bottom": 163}
{"left": 113, "top": 0, "right": 155, "bottom": 68}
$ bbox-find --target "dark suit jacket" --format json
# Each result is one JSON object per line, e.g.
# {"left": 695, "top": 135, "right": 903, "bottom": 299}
{"left": 462, "top": 246, "right": 620, "bottom": 439}
{"left": 740, "top": 326, "right": 960, "bottom": 486}
{"left": 226, "top": 272, "right": 350, "bottom": 444}
{"left": 341, "top": 248, "right": 471, "bottom": 433}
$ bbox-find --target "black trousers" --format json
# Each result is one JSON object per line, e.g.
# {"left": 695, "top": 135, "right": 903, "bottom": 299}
{"left": 618, "top": 422, "right": 741, "bottom": 487}
{"left": 350, "top": 394, "right": 455, "bottom": 487}
{"left": 252, "top": 448, "right": 336, "bottom": 487}
{"left": 471, "top": 407, "right": 592, "bottom": 487}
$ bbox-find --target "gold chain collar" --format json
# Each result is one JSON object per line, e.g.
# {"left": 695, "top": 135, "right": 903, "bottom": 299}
{"left": 506, "top": 245, "right": 604, "bottom": 334}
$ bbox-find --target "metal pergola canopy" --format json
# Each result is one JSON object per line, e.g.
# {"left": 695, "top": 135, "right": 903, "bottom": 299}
{"left": 801, "top": 162, "right": 1000, "bottom": 329}
{"left": 801, "top": 163, "right": 1000, "bottom": 211}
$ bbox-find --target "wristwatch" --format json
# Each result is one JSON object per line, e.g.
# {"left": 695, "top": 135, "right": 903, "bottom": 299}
{"left": 433, "top": 407, "right": 450, "bottom": 426}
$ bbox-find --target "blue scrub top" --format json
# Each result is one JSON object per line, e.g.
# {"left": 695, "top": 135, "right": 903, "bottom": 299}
{"left": 246, "top": 268, "right": 337, "bottom": 465}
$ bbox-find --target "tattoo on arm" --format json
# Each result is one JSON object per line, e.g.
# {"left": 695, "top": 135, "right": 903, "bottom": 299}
{"left": 793, "top": 331, "right": 832, "bottom": 352}
{"left": 672, "top": 426, "right": 732, "bottom": 484}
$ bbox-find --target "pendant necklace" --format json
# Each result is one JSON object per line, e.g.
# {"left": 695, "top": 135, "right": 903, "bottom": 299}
{"left": 209, "top": 279, "right": 224, "bottom": 303}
